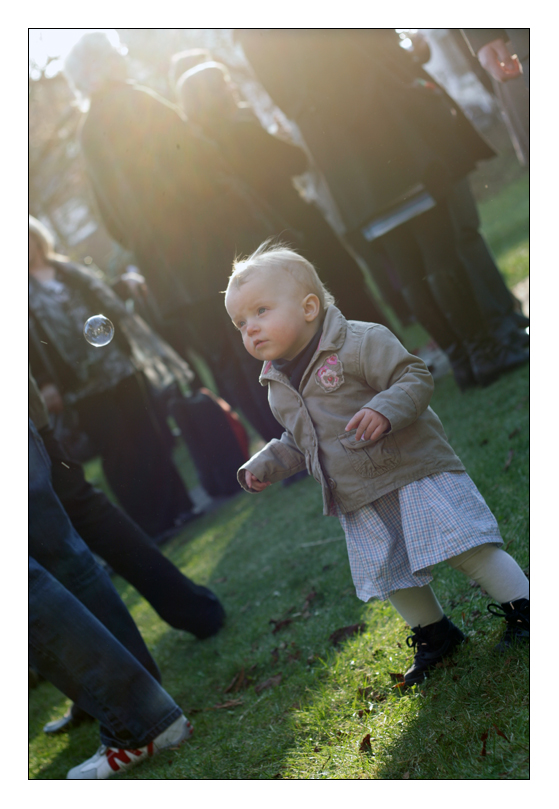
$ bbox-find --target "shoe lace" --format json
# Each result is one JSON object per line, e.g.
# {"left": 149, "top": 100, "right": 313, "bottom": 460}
{"left": 487, "top": 602, "right": 507, "bottom": 619}
{"left": 487, "top": 602, "right": 529, "bottom": 627}
{"left": 405, "top": 630, "right": 430, "bottom": 660}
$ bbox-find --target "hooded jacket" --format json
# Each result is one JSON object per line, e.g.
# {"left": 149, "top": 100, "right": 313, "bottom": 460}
{"left": 238, "top": 306, "right": 465, "bottom": 514}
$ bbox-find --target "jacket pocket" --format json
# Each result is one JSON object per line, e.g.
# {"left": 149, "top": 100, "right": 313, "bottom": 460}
{"left": 337, "top": 429, "right": 401, "bottom": 479}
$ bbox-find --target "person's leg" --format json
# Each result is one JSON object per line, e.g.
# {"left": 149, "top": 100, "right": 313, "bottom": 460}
{"left": 389, "top": 584, "right": 444, "bottom": 627}
{"left": 380, "top": 222, "right": 478, "bottom": 390}
{"left": 389, "top": 584, "right": 465, "bottom": 686}
{"left": 28, "top": 419, "right": 161, "bottom": 682}
{"left": 40, "top": 425, "right": 225, "bottom": 638}
{"left": 76, "top": 375, "right": 194, "bottom": 538}
{"left": 447, "top": 178, "right": 526, "bottom": 338}
{"left": 447, "top": 545, "right": 529, "bottom": 649}
{"left": 408, "top": 201, "right": 529, "bottom": 385}
{"left": 29, "top": 557, "right": 181, "bottom": 750}
{"left": 30, "top": 557, "right": 192, "bottom": 779}
{"left": 447, "top": 545, "right": 529, "bottom": 602}
{"left": 345, "top": 230, "right": 416, "bottom": 326}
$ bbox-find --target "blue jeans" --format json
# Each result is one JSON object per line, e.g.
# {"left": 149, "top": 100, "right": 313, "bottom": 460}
{"left": 28, "top": 420, "right": 181, "bottom": 747}
{"left": 29, "top": 558, "right": 182, "bottom": 748}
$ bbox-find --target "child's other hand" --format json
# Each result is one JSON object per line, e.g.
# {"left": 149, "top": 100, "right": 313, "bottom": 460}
{"left": 345, "top": 408, "right": 390, "bottom": 442}
{"left": 245, "top": 470, "right": 271, "bottom": 492}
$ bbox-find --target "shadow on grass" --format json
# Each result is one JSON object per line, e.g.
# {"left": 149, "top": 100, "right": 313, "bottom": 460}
{"left": 29, "top": 365, "right": 529, "bottom": 780}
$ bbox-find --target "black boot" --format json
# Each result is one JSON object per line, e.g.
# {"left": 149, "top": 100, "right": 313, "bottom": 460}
{"left": 404, "top": 615, "right": 466, "bottom": 686}
{"left": 443, "top": 342, "right": 477, "bottom": 391}
{"left": 487, "top": 598, "right": 529, "bottom": 652}
{"left": 465, "top": 339, "right": 529, "bottom": 388}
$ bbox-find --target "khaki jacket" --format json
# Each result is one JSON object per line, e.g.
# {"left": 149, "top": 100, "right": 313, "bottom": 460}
{"left": 239, "top": 306, "right": 465, "bottom": 515}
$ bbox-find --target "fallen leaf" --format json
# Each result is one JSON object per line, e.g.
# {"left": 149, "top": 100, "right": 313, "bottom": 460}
{"left": 224, "top": 666, "right": 254, "bottom": 694}
{"left": 389, "top": 672, "right": 405, "bottom": 682}
{"left": 503, "top": 450, "right": 514, "bottom": 471}
{"left": 313, "top": 746, "right": 321, "bottom": 752}
{"left": 480, "top": 730, "right": 489, "bottom": 757}
{"left": 508, "top": 427, "right": 520, "bottom": 439}
{"left": 210, "top": 698, "right": 243, "bottom": 710}
{"left": 493, "top": 725, "right": 510, "bottom": 742}
{"left": 329, "top": 622, "right": 366, "bottom": 646}
{"left": 270, "top": 648, "right": 279, "bottom": 664}
{"left": 358, "top": 686, "right": 375, "bottom": 698}
{"left": 255, "top": 673, "right": 282, "bottom": 694}
{"left": 270, "top": 618, "right": 293, "bottom": 634}
{"left": 359, "top": 734, "right": 372, "bottom": 753}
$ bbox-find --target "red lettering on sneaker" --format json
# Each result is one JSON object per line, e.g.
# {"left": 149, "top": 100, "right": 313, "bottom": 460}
{"left": 106, "top": 747, "right": 144, "bottom": 772}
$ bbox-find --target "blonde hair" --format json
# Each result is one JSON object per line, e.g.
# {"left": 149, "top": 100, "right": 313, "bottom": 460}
{"left": 28, "top": 215, "right": 67, "bottom": 262}
{"left": 227, "top": 240, "right": 335, "bottom": 312}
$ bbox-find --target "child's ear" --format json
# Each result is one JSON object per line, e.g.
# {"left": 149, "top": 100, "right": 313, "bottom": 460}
{"left": 302, "top": 293, "right": 321, "bottom": 322}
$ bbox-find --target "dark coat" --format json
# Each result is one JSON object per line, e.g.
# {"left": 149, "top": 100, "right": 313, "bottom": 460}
{"left": 80, "top": 81, "right": 280, "bottom": 316}
{"left": 210, "top": 110, "right": 390, "bottom": 324}
{"left": 28, "top": 261, "right": 194, "bottom": 399}
{"left": 235, "top": 29, "right": 496, "bottom": 234}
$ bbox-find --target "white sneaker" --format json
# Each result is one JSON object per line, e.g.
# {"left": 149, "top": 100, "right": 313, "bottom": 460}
{"left": 66, "top": 715, "right": 193, "bottom": 779}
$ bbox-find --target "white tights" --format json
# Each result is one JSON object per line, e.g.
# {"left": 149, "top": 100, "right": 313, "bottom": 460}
{"left": 388, "top": 544, "right": 529, "bottom": 628}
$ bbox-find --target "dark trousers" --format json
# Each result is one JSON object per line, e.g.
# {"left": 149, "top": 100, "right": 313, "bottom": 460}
{"left": 40, "top": 425, "right": 225, "bottom": 638}
{"left": 375, "top": 179, "right": 518, "bottom": 349}
{"left": 74, "top": 373, "right": 193, "bottom": 538}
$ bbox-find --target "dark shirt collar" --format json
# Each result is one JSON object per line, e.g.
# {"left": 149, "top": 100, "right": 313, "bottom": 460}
{"left": 272, "top": 325, "right": 323, "bottom": 390}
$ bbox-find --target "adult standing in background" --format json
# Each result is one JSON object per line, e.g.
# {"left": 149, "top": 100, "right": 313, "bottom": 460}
{"left": 64, "top": 31, "right": 283, "bottom": 442}
{"left": 29, "top": 215, "right": 196, "bottom": 540}
{"left": 177, "top": 60, "right": 392, "bottom": 327}
{"left": 235, "top": 28, "right": 529, "bottom": 390}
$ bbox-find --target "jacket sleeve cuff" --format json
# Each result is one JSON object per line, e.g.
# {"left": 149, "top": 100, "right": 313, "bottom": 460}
{"left": 237, "top": 438, "right": 306, "bottom": 491}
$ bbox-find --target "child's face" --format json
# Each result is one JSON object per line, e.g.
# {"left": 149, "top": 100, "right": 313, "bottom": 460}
{"left": 226, "top": 268, "right": 320, "bottom": 362}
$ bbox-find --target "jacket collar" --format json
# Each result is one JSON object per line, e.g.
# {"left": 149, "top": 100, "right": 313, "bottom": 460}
{"left": 260, "top": 305, "right": 348, "bottom": 384}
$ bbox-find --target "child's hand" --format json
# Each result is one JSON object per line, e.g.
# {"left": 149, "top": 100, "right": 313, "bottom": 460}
{"left": 245, "top": 470, "right": 271, "bottom": 492}
{"left": 345, "top": 408, "right": 391, "bottom": 442}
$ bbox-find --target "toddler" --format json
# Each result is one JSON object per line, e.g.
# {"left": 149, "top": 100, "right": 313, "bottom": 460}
{"left": 224, "top": 242, "right": 529, "bottom": 685}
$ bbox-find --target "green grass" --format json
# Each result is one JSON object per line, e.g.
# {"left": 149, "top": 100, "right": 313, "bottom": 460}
{"left": 29, "top": 362, "right": 529, "bottom": 780}
{"left": 29, "top": 170, "right": 529, "bottom": 780}
{"left": 478, "top": 173, "right": 529, "bottom": 289}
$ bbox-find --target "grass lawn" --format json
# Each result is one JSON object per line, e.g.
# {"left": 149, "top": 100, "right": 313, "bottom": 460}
{"left": 28, "top": 360, "right": 529, "bottom": 781}
{"left": 29, "top": 174, "right": 529, "bottom": 781}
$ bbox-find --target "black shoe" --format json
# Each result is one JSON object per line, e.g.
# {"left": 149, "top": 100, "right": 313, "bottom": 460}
{"left": 487, "top": 598, "right": 529, "bottom": 652}
{"left": 43, "top": 703, "right": 94, "bottom": 735}
{"left": 467, "top": 340, "right": 529, "bottom": 387}
{"left": 404, "top": 615, "right": 466, "bottom": 686}
{"left": 444, "top": 343, "right": 477, "bottom": 391}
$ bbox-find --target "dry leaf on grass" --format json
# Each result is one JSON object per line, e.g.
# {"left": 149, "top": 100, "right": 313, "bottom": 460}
{"left": 209, "top": 698, "right": 244, "bottom": 710}
{"left": 329, "top": 622, "right": 366, "bottom": 646}
{"left": 359, "top": 734, "right": 373, "bottom": 753}
{"left": 254, "top": 673, "right": 283, "bottom": 694}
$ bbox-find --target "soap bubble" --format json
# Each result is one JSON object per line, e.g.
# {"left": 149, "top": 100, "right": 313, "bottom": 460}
{"left": 83, "top": 315, "right": 115, "bottom": 347}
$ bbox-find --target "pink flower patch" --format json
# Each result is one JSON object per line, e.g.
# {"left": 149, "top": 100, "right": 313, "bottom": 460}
{"left": 315, "top": 353, "right": 344, "bottom": 393}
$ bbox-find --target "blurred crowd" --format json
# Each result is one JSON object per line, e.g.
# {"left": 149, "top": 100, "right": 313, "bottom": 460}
{"left": 28, "top": 29, "right": 529, "bottom": 778}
